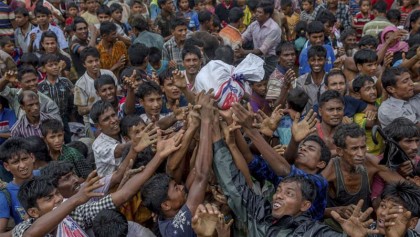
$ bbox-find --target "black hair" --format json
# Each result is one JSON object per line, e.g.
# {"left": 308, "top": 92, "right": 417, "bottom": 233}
{"left": 148, "top": 47, "right": 162, "bottom": 64}
{"left": 14, "top": 7, "right": 29, "bottom": 16}
{"left": 353, "top": 48, "right": 378, "bottom": 66}
{"left": 372, "top": 0, "right": 387, "bottom": 14}
{"left": 333, "top": 123, "right": 366, "bottom": 149}
{"left": 100, "top": 21, "right": 117, "bottom": 36}
{"left": 170, "top": 17, "right": 187, "bottom": 30}
{"left": 295, "top": 21, "right": 307, "bottom": 38}
{"left": 135, "top": 80, "right": 162, "bottom": 99}
{"left": 257, "top": 0, "right": 274, "bottom": 16}
{"left": 40, "top": 118, "right": 64, "bottom": 137}
{"left": 0, "top": 36, "right": 12, "bottom": 47}
{"left": 214, "top": 45, "right": 234, "bottom": 65}
{"left": 141, "top": 173, "right": 171, "bottom": 215}
{"left": 80, "top": 47, "right": 100, "bottom": 63}
{"left": 307, "top": 21, "right": 325, "bottom": 35}
{"left": 381, "top": 67, "right": 410, "bottom": 94}
{"left": 121, "top": 144, "right": 154, "bottom": 169}
{"left": 184, "top": 37, "right": 205, "bottom": 48}
{"left": 17, "top": 65, "right": 38, "bottom": 81}
{"left": 182, "top": 45, "right": 202, "bottom": 60}
{"left": 94, "top": 74, "right": 116, "bottom": 91}
{"left": 93, "top": 209, "right": 128, "bottom": 237}
{"left": 358, "top": 35, "right": 379, "bottom": 48}
{"left": 383, "top": 117, "right": 420, "bottom": 142}
{"left": 72, "top": 16, "right": 88, "bottom": 31}
{"left": 248, "top": 0, "right": 259, "bottom": 11}
{"left": 130, "top": 0, "right": 144, "bottom": 7}
{"left": 281, "top": 0, "right": 293, "bottom": 7}
{"left": 281, "top": 175, "right": 317, "bottom": 202}
{"left": 158, "top": 68, "right": 174, "bottom": 85}
{"left": 109, "top": 2, "right": 123, "bottom": 13}
{"left": 318, "top": 90, "right": 344, "bottom": 108}
{"left": 381, "top": 181, "right": 420, "bottom": 218}
{"left": 40, "top": 161, "right": 75, "bottom": 187}
{"left": 386, "top": 9, "right": 401, "bottom": 21}
{"left": 198, "top": 10, "right": 212, "bottom": 24}
{"left": 324, "top": 69, "right": 346, "bottom": 86}
{"left": 67, "top": 2, "right": 78, "bottom": 10}
{"left": 90, "top": 100, "right": 115, "bottom": 124}
{"left": 286, "top": 88, "right": 309, "bottom": 113}
{"left": 307, "top": 45, "right": 327, "bottom": 59}
{"left": 67, "top": 141, "right": 89, "bottom": 158}
{"left": 315, "top": 10, "right": 336, "bottom": 25}
{"left": 40, "top": 31, "right": 58, "bottom": 52}
{"left": 130, "top": 13, "right": 148, "bottom": 32}
{"left": 20, "top": 53, "right": 39, "bottom": 68}
{"left": 339, "top": 28, "right": 356, "bottom": 42}
{"left": 406, "top": 44, "right": 420, "bottom": 60}
{"left": 128, "top": 43, "right": 150, "bottom": 66}
{"left": 158, "top": 0, "right": 171, "bottom": 8}
{"left": 0, "top": 137, "right": 32, "bottom": 163}
{"left": 352, "top": 75, "right": 375, "bottom": 93}
{"left": 39, "top": 54, "right": 60, "bottom": 67}
{"left": 34, "top": 5, "right": 51, "bottom": 16}
{"left": 408, "top": 33, "right": 420, "bottom": 47}
{"left": 301, "top": 0, "right": 314, "bottom": 3}
{"left": 276, "top": 41, "right": 295, "bottom": 56}
{"left": 120, "top": 67, "right": 146, "bottom": 82}
{"left": 18, "top": 177, "right": 56, "bottom": 211}
{"left": 97, "top": 4, "right": 111, "bottom": 16}
{"left": 409, "top": 10, "right": 420, "bottom": 32}
{"left": 120, "top": 115, "right": 145, "bottom": 137}
{"left": 228, "top": 7, "right": 244, "bottom": 23}
{"left": 18, "top": 90, "right": 38, "bottom": 105}
{"left": 359, "top": 0, "right": 370, "bottom": 6}
{"left": 27, "top": 135, "right": 51, "bottom": 163}
{"left": 302, "top": 135, "right": 332, "bottom": 165}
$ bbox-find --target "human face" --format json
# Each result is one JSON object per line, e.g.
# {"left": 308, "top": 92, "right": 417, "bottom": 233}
{"left": 295, "top": 140, "right": 324, "bottom": 173}
{"left": 2, "top": 42, "right": 14, "bottom": 55}
{"left": 357, "top": 62, "right": 378, "bottom": 77}
{"left": 251, "top": 80, "right": 268, "bottom": 97}
{"left": 14, "top": 13, "right": 29, "bottom": 27}
{"left": 319, "top": 99, "right": 344, "bottom": 126}
{"left": 35, "top": 13, "right": 49, "bottom": 26}
{"left": 97, "top": 107, "right": 120, "bottom": 137}
{"left": 302, "top": 1, "right": 313, "bottom": 12}
{"left": 402, "top": 0, "right": 411, "bottom": 7}
{"left": 97, "top": 84, "right": 117, "bottom": 104}
{"left": 32, "top": 188, "right": 64, "bottom": 218}
{"left": 163, "top": 0, "right": 175, "bottom": 13}
{"left": 131, "top": 2, "right": 145, "bottom": 14}
{"left": 411, "top": 18, "right": 420, "bottom": 34}
{"left": 97, "top": 13, "right": 111, "bottom": 23}
{"left": 57, "top": 172, "right": 81, "bottom": 198}
{"left": 194, "top": 2, "right": 205, "bottom": 11}
{"left": 162, "top": 78, "right": 181, "bottom": 100}
{"left": 309, "top": 55, "right": 326, "bottom": 73}
{"left": 358, "top": 80, "right": 377, "bottom": 103}
{"left": 344, "top": 35, "right": 357, "bottom": 50}
{"left": 111, "top": 10, "right": 123, "bottom": 22}
{"left": 68, "top": 7, "right": 78, "bottom": 17}
{"left": 338, "top": 136, "right": 367, "bottom": 167}
{"left": 127, "top": 123, "right": 146, "bottom": 141}
{"left": 21, "top": 95, "right": 40, "bottom": 120}
{"left": 376, "top": 198, "right": 414, "bottom": 235}
{"left": 166, "top": 180, "right": 187, "bottom": 211}
{"left": 327, "top": 75, "right": 346, "bottom": 96}
{"left": 86, "top": 0, "right": 97, "bottom": 13}
{"left": 41, "top": 37, "right": 58, "bottom": 54}
{"left": 104, "top": 30, "right": 117, "bottom": 44}
{"left": 74, "top": 22, "right": 88, "bottom": 40}
{"left": 272, "top": 181, "right": 310, "bottom": 219}
{"left": 360, "top": 1, "right": 371, "bottom": 13}
{"left": 3, "top": 152, "right": 35, "bottom": 181}
{"left": 327, "top": 0, "right": 338, "bottom": 8}
{"left": 172, "top": 25, "right": 187, "bottom": 42}
{"left": 140, "top": 92, "right": 163, "bottom": 118}
{"left": 83, "top": 55, "right": 100, "bottom": 75}
{"left": 398, "top": 137, "right": 420, "bottom": 160}
{"left": 43, "top": 61, "right": 60, "bottom": 77}
{"left": 323, "top": 22, "right": 334, "bottom": 37}
{"left": 179, "top": 0, "right": 190, "bottom": 10}
{"left": 20, "top": 72, "right": 38, "bottom": 92}
{"left": 255, "top": 7, "right": 269, "bottom": 24}
{"left": 183, "top": 53, "right": 201, "bottom": 75}
{"left": 388, "top": 72, "right": 414, "bottom": 100}
{"left": 278, "top": 48, "right": 296, "bottom": 69}
{"left": 308, "top": 32, "right": 324, "bottom": 46}
{"left": 44, "top": 131, "right": 64, "bottom": 152}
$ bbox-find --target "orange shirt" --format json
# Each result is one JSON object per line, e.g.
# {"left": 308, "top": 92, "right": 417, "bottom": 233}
{"left": 97, "top": 40, "right": 128, "bottom": 75}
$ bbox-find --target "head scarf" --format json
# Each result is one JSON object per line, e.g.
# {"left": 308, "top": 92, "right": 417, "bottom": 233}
{"left": 376, "top": 26, "right": 409, "bottom": 53}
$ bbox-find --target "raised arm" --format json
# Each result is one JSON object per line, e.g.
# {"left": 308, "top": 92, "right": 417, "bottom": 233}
{"left": 0, "top": 71, "right": 16, "bottom": 93}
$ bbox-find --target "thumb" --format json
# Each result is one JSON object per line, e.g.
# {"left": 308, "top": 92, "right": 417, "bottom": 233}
{"left": 294, "top": 112, "right": 301, "bottom": 123}
{"left": 247, "top": 102, "right": 253, "bottom": 113}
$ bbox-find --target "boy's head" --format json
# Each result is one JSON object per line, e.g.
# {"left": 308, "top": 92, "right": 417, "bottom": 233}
{"left": 286, "top": 88, "right": 309, "bottom": 113}
{"left": 120, "top": 115, "right": 146, "bottom": 141}
{"left": 276, "top": 42, "right": 296, "bottom": 69}
{"left": 40, "top": 31, "right": 58, "bottom": 54}
{"left": 339, "top": 28, "right": 357, "bottom": 50}
{"left": 72, "top": 17, "right": 89, "bottom": 41}
{"left": 324, "top": 69, "right": 347, "bottom": 96}
{"left": 315, "top": 10, "right": 336, "bottom": 35}
{"left": 280, "top": 0, "right": 293, "bottom": 15}
{"left": 93, "top": 210, "right": 128, "bottom": 237}
{"left": 148, "top": 47, "right": 163, "bottom": 68}
{"left": 17, "top": 66, "right": 39, "bottom": 92}
{"left": 121, "top": 67, "right": 146, "bottom": 89}
{"left": 296, "top": 135, "right": 331, "bottom": 173}
{"left": 141, "top": 173, "right": 187, "bottom": 217}
{"left": 382, "top": 67, "right": 414, "bottom": 100}
{"left": 67, "top": 3, "right": 78, "bottom": 17}
{"left": 18, "top": 177, "right": 63, "bottom": 218}
{"left": 94, "top": 74, "right": 117, "bottom": 104}
{"left": 352, "top": 75, "right": 377, "bottom": 103}
{"left": 386, "top": 9, "right": 401, "bottom": 26}
{"left": 372, "top": 0, "right": 387, "bottom": 16}
{"left": 306, "top": 21, "right": 325, "bottom": 46}
{"left": 159, "top": 69, "right": 182, "bottom": 100}
{"left": 85, "top": 0, "right": 98, "bottom": 13}
{"left": 228, "top": 7, "right": 244, "bottom": 25}
{"left": 40, "top": 161, "right": 80, "bottom": 198}
{"left": 333, "top": 123, "right": 366, "bottom": 168}
{"left": 158, "top": 0, "right": 175, "bottom": 13}
{"left": 250, "top": 79, "right": 268, "bottom": 97}
{"left": 100, "top": 21, "right": 117, "bottom": 44}
{"left": 307, "top": 45, "right": 326, "bottom": 74}
{"left": 178, "top": 0, "right": 190, "bottom": 11}
{"left": 27, "top": 135, "right": 51, "bottom": 169}
{"left": 318, "top": 90, "right": 344, "bottom": 127}
{"left": 171, "top": 17, "right": 188, "bottom": 42}
{"left": 136, "top": 81, "right": 163, "bottom": 118}
{"left": 358, "top": 35, "right": 379, "bottom": 50}
{"left": 128, "top": 43, "right": 150, "bottom": 67}
{"left": 198, "top": 10, "right": 212, "bottom": 28}
{"left": 182, "top": 45, "right": 202, "bottom": 75}
{"left": 110, "top": 3, "right": 123, "bottom": 23}
{"left": 214, "top": 45, "right": 234, "bottom": 65}
{"left": 90, "top": 100, "right": 120, "bottom": 137}
{"left": 353, "top": 49, "right": 378, "bottom": 76}
{"left": 0, "top": 36, "right": 14, "bottom": 55}
{"left": 20, "top": 53, "right": 39, "bottom": 68}
{"left": 131, "top": 0, "right": 146, "bottom": 15}
{"left": 0, "top": 138, "right": 35, "bottom": 181}
{"left": 14, "top": 7, "right": 30, "bottom": 28}
{"left": 40, "top": 54, "right": 60, "bottom": 77}
{"left": 97, "top": 5, "right": 111, "bottom": 23}
{"left": 80, "top": 47, "right": 100, "bottom": 74}
{"left": 40, "top": 118, "right": 65, "bottom": 153}
{"left": 34, "top": 5, "right": 51, "bottom": 26}
{"left": 383, "top": 117, "right": 420, "bottom": 160}
{"left": 129, "top": 13, "right": 148, "bottom": 33}
{"left": 301, "top": 0, "right": 314, "bottom": 12}
{"left": 359, "top": 0, "right": 371, "bottom": 13}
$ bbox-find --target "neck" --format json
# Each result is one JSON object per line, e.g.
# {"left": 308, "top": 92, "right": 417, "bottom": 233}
{"left": 166, "top": 96, "right": 177, "bottom": 107}
{"left": 39, "top": 23, "right": 49, "bottom": 31}
{"left": 46, "top": 74, "right": 58, "bottom": 83}
{"left": 106, "top": 132, "right": 120, "bottom": 141}
{"left": 320, "top": 121, "right": 336, "bottom": 136}
{"left": 27, "top": 115, "right": 40, "bottom": 125}
{"left": 175, "top": 38, "right": 184, "bottom": 47}
{"left": 199, "top": 25, "right": 208, "bottom": 32}
{"left": 339, "top": 157, "right": 360, "bottom": 174}
{"left": 21, "top": 22, "right": 30, "bottom": 31}
{"left": 311, "top": 71, "right": 325, "bottom": 85}
{"left": 50, "top": 149, "right": 61, "bottom": 160}
{"left": 186, "top": 72, "right": 197, "bottom": 83}
{"left": 101, "top": 40, "right": 113, "bottom": 49}
{"left": 13, "top": 175, "right": 33, "bottom": 186}
{"left": 87, "top": 70, "right": 100, "bottom": 79}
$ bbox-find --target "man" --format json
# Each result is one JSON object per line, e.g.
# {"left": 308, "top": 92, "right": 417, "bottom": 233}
{"left": 219, "top": 7, "right": 243, "bottom": 50}
{"left": 162, "top": 18, "right": 188, "bottom": 69}
{"left": 155, "top": 0, "right": 176, "bottom": 40}
{"left": 362, "top": 0, "right": 393, "bottom": 37}
{"left": 0, "top": 67, "right": 60, "bottom": 119}
{"left": 131, "top": 13, "right": 164, "bottom": 51}
{"left": 11, "top": 91, "right": 60, "bottom": 138}
{"left": 13, "top": 7, "right": 34, "bottom": 54}
{"left": 236, "top": 0, "right": 281, "bottom": 78}
{"left": 338, "top": 28, "right": 358, "bottom": 57}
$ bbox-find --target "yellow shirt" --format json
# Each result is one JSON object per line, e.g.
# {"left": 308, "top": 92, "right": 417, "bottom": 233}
{"left": 285, "top": 12, "right": 300, "bottom": 40}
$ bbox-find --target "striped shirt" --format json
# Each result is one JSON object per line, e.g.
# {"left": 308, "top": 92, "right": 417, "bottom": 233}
{"left": 0, "top": 2, "right": 15, "bottom": 39}
{"left": 11, "top": 112, "right": 58, "bottom": 138}
{"left": 38, "top": 77, "right": 74, "bottom": 118}
{"left": 353, "top": 12, "right": 375, "bottom": 40}
{"left": 362, "top": 16, "right": 394, "bottom": 37}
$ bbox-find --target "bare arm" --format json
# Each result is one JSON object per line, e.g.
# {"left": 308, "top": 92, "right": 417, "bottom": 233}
{"left": 0, "top": 218, "right": 7, "bottom": 233}
{"left": 113, "top": 142, "right": 132, "bottom": 159}
{"left": 77, "top": 105, "right": 92, "bottom": 116}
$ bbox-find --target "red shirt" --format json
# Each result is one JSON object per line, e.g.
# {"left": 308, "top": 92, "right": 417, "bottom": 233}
{"left": 353, "top": 12, "right": 375, "bottom": 40}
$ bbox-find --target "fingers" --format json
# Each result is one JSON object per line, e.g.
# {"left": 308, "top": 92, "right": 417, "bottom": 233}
{"left": 351, "top": 199, "right": 364, "bottom": 218}
{"left": 359, "top": 207, "right": 373, "bottom": 222}
{"left": 331, "top": 210, "right": 345, "bottom": 224}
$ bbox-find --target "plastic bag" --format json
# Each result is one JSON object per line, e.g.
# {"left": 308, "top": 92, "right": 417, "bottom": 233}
{"left": 194, "top": 54, "right": 265, "bottom": 110}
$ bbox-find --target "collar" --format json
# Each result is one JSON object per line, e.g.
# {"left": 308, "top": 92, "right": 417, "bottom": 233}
{"left": 389, "top": 96, "right": 408, "bottom": 105}
{"left": 227, "top": 24, "right": 241, "bottom": 33}
{"left": 260, "top": 18, "right": 273, "bottom": 28}
{"left": 23, "top": 113, "right": 43, "bottom": 128}
{"left": 305, "top": 72, "right": 326, "bottom": 85}
{"left": 276, "top": 64, "right": 288, "bottom": 75}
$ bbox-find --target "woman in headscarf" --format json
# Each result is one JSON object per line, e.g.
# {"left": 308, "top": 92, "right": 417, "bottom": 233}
{"left": 376, "top": 25, "right": 409, "bottom": 67}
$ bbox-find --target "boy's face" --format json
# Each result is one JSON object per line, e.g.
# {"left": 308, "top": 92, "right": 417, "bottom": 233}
{"left": 323, "top": 22, "right": 333, "bottom": 37}
{"left": 271, "top": 181, "right": 311, "bottom": 219}
{"left": 308, "top": 32, "right": 324, "bottom": 46}
{"left": 131, "top": 2, "right": 145, "bottom": 14}
{"left": 68, "top": 7, "right": 78, "bottom": 17}
{"left": 4, "top": 152, "right": 35, "bottom": 181}
{"left": 30, "top": 188, "right": 63, "bottom": 218}
{"left": 295, "top": 140, "right": 325, "bottom": 173}
{"left": 255, "top": 7, "right": 269, "bottom": 24}
{"left": 302, "top": 1, "right": 313, "bottom": 12}
{"left": 41, "top": 37, "right": 57, "bottom": 54}
{"left": 179, "top": 0, "right": 190, "bottom": 10}
{"left": 43, "top": 61, "right": 60, "bottom": 77}
{"left": 183, "top": 53, "right": 201, "bottom": 75}
{"left": 326, "top": 75, "right": 346, "bottom": 96}
{"left": 103, "top": 30, "right": 117, "bottom": 44}
{"left": 308, "top": 55, "right": 326, "bottom": 73}
{"left": 172, "top": 25, "right": 187, "bottom": 42}
{"left": 57, "top": 172, "right": 81, "bottom": 198}
{"left": 194, "top": 2, "right": 205, "bottom": 11}
{"left": 360, "top": 1, "right": 370, "bottom": 13}
{"left": 357, "top": 80, "right": 377, "bottom": 103}
{"left": 163, "top": 0, "right": 175, "bottom": 12}
{"left": 83, "top": 55, "right": 100, "bottom": 75}
{"left": 387, "top": 72, "right": 414, "bottom": 100}
{"left": 2, "top": 42, "right": 15, "bottom": 55}
{"left": 375, "top": 198, "right": 415, "bottom": 235}
{"left": 140, "top": 92, "right": 163, "bottom": 118}
{"left": 74, "top": 22, "right": 89, "bottom": 40}
{"left": 97, "top": 13, "right": 111, "bottom": 23}
{"left": 96, "top": 84, "right": 117, "bottom": 104}
{"left": 251, "top": 80, "right": 268, "bottom": 97}
{"left": 35, "top": 13, "right": 49, "bottom": 26}
{"left": 86, "top": 0, "right": 97, "bottom": 12}
{"left": 163, "top": 180, "right": 187, "bottom": 212}
{"left": 20, "top": 72, "right": 38, "bottom": 92}
{"left": 356, "top": 62, "right": 378, "bottom": 77}
{"left": 319, "top": 99, "right": 344, "bottom": 127}
{"left": 398, "top": 137, "right": 420, "bottom": 160}
{"left": 127, "top": 123, "right": 146, "bottom": 141}
{"left": 44, "top": 131, "right": 64, "bottom": 152}
{"left": 111, "top": 10, "right": 123, "bottom": 22}
{"left": 97, "top": 107, "right": 121, "bottom": 137}
{"left": 162, "top": 78, "right": 181, "bottom": 100}
{"left": 15, "top": 13, "right": 29, "bottom": 27}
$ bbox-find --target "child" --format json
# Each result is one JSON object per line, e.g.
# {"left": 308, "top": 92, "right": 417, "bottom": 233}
{"left": 65, "top": 3, "right": 79, "bottom": 26}
{"left": 0, "top": 36, "right": 20, "bottom": 67}
{"left": 249, "top": 79, "right": 272, "bottom": 115}
{"left": 281, "top": 0, "right": 300, "bottom": 41}
{"left": 354, "top": 48, "right": 378, "bottom": 79}
{"left": 158, "top": 69, "right": 189, "bottom": 113}
{"left": 147, "top": 47, "right": 169, "bottom": 76}
{"left": 81, "top": 0, "right": 100, "bottom": 25}
{"left": 299, "top": 0, "right": 315, "bottom": 22}
{"left": 386, "top": 9, "right": 402, "bottom": 26}
{"left": 110, "top": 3, "right": 131, "bottom": 36}
{"left": 13, "top": 7, "right": 34, "bottom": 54}
{"left": 400, "top": 0, "right": 417, "bottom": 26}
{"left": 353, "top": 0, "right": 375, "bottom": 41}
{"left": 294, "top": 21, "right": 307, "bottom": 54}
{"left": 177, "top": 0, "right": 200, "bottom": 31}
{"left": 130, "top": 0, "right": 150, "bottom": 19}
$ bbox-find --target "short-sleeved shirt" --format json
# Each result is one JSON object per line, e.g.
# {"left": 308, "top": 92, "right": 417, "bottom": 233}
{"left": 299, "top": 44, "right": 336, "bottom": 76}
{"left": 0, "top": 2, "right": 15, "bottom": 39}
{"left": 11, "top": 112, "right": 60, "bottom": 138}
{"left": 158, "top": 204, "right": 195, "bottom": 237}
{"left": 296, "top": 72, "right": 326, "bottom": 113}
{"left": 242, "top": 18, "right": 281, "bottom": 56}
{"left": 0, "top": 182, "right": 26, "bottom": 224}
{"left": 27, "top": 24, "right": 68, "bottom": 52}
{"left": 162, "top": 36, "right": 184, "bottom": 69}
{"left": 38, "top": 77, "right": 74, "bottom": 118}
{"left": 96, "top": 40, "right": 128, "bottom": 74}
{"left": 219, "top": 24, "right": 242, "bottom": 50}
{"left": 14, "top": 23, "right": 35, "bottom": 53}
{"left": 92, "top": 133, "right": 126, "bottom": 177}
{"left": 378, "top": 96, "right": 418, "bottom": 128}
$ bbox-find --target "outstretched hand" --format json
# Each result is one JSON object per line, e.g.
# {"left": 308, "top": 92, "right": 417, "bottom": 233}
{"left": 384, "top": 206, "right": 411, "bottom": 237}
{"left": 132, "top": 123, "right": 158, "bottom": 153}
{"left": 173, "top": 69, "right": 187, "bottom": 89}
{"left": 231, "top": 103, "right": 255, "bottom": 130}
{"left": 254, "top": 105, "right": 283, "bottom": 137}
{"left": 74, "top": 170, "right": 104, "bottom": 204}
{"left": 192, "top": 203, "right": 221, "bottom": 237}
{"left": 156, "top": 129, "right": 185, "bottom": 158}
{"left": 291, "top": 109, "right": 317, "bottom": 143}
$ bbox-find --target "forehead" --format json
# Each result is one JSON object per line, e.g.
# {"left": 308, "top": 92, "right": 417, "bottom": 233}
{"left": 43, "top": 37, "right": 57, "bottom": 42}
{"left": 396, "top": 72, "right": 411, "bottom": 83}
{"left": 22, "top": 95, "right": 39, "bottom": 104}
{"left": 344, "top": 135, "right": 366, "bottom": 146}
{"left": 280, "top": 48, "right": 295, "bottom": 55}
{"left": 143, "top": 92, "right": 162, "bottom": 100}
{"left": 184, "top": 53, "right": 199, "bottom": 60}
{"left": 322, "top": 98, "right": 344, "bottom": 107}
{"left": 278, "top": 181, "right": 301, "bottom": 192}
{"left": 328, "top": 75, "right": 345, "bottom": 83}
{"left": 75, "top": 22, "right": 87, "bottom": 29}
{"left": 8, "top": 151, "right": 31, "bottom": 161}
{"left": 21, "top": 72, "right": 37, "bottom": 81}
{"left": 99, "top": 83, "right": 116, "bottom": 90}
{"left": 301, "top": 140, "right": 321, "bottom": 150}
{"left": 99, "top": 107, "right": 116, "bottom": 119}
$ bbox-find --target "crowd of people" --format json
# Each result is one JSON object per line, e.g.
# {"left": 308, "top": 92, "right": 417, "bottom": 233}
{"left": 0, "top": 0, "right": 419, "bottom": 236}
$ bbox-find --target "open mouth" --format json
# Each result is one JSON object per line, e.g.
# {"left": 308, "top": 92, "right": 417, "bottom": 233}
{"left": 272, "top": 201, "right": 283, "bottom": 210}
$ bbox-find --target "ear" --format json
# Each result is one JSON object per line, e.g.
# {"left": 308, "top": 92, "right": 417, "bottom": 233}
{"left": 316, "top": 161, "right": 327, "bottom": 170}
{"left": 336, "top": 146, "right": 344, "bottom": 157}
{"left": 161, "top": 200, "right": 171, "bottom": 212}
{"left": 356, "top": 64, "right": 362, "bottom": 72}
{"left": 409, "top": 217, "right": 418, "bottom": 229}
{"left": 300, "top": 200, "right": 312, "bottom": 212}
{"left": 353, "top": 91, "right": 361, "bottom": 99}
{"left": 95, "top": 123, "right": 102, "bottom": 131}
{"left": 386, "top": 85, "right": 396, "bottom": 95}
{"left": 139, "top": 98, "right": 144, "bottom": 106}
{"left": 3, "top": 162, "right": 10, "bottom": 172}
{"left": 27, "top": 207, "right": 41, "bottom": 219}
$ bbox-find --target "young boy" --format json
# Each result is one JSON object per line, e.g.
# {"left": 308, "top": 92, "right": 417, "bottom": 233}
{"left": 281, "top": 0, "right": 300, "bottom": 41}
{"left": 162, "top": 18, "right": 188, "bottom": 68}
{"left": 0, "top": 37, "right": 21, "bottom": 66}
{"left": 110, "top": 3, "right": 131, "bottom": 36}
{"left": 177, "top": 0, "right": 200, "bottom": 31}
{"left": 353, "top": 0, "right": 374, "bottom": 41}
{"left": 38, "top": 54, "right": 74, "bottom": 142}
{"left": 0, "top": 138, "right": 38, "bottom": 232}
{"left": 155, "top": 0, "right": 177, "bottom": 40}
{"left": 0, "top": 40, "right": 17, "bottom": 75}
{"left": 94, "top": 74, "right": 120, "bottom": 113}
{"left": 13, "top": 7, "right": 34, "bottom": 54}
{"left": 386, "top": 9, "right": 402, "bottom": 26}
{"left": 40, "top": 118, "right": 93, "bottom": 179}
{"left": 158, "top": 69, "right": 188, "bottom": 113}
{"left": 65, "top": 3, "right": 79, "bottom": 26}
{"left": 249, "top": 79, "right": 271, "bottom": 115}
{"left": 147, "top": 47, "right": 169, "bottom": 76}
{"left": 130, "top": 0, "right": 149, "bottom": 19}
{"left": 353, "top": 49, "right": 379, "bottom": 91}
{"left": 95, "top": 5, "right": 131, "bottom": 46}
{"left": 81, "top": 0, "right": 99, "bottom": 25}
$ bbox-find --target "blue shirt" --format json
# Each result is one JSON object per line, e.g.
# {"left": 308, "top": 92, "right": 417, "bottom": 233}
{"left": 147, "top": 60, "right": 169, "bottom": 76}
{"left": 248, "top": 155, "right": 328, "bottom": 221}
{"left": 27, "top": 24, "right": 68, "bottom": 52}
{"left": 298, "top": 44, "right": 336, "bottom": 76}
{"left": 313, "top": 95, "right": 367, "bottom": 118}
{"left": 158, "top": 204, "right": 196, "bottom": 237}
{"left": 0, "top": 108, "right": 17, "bottom": 144}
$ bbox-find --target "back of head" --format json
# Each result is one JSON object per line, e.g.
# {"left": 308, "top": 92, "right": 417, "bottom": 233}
{"left": 93, "top": 209, "right": 128, "bottom": 237}
{"left": 281, "top": 175, "right": 317, "bottom": 203}
{"left": 18, "top": 177, "right": 56, "bottom": 213}
{"left": 353, "top": 48, "right": 378, "bottom": 66}
{"left": 90, "top": 100, "right": 114, "bottom": 124}
{"left": 406, "top": 45, "right": 420, "bottom": 60}
{"left": 358, "top": 35, "right": 379, "bottom": 49}
{"left": 0, "top": 137, "right": 31, "bottom": 163}
{"left": 381, "top": 67, "right": 409, "bottom": 94}
{"left": 257, "top": 0, "right": 274, "bottom": 16}
{"left": 307, "top": 21, "right": 324, "bottom": 35}
{"left": 184, "top": 37, "right": 205, "bottom": 49}
{"left": 128, "top": 43, "right": 150, "bottom": 66}
{"left": 286, "top": 88, "right": 309, "bottom": 113}
{"left": 40, "top": 118, "right": 64, "bottom": 137}
{"left": 40, "top": 161, "right": 75, "bottom": 187}
{"left": 318, "top": 90, "right": 344, "bottom": 108}
{"left": 129, "top": 13, "right": 148, "bottom": 32}
{"left": 26, "top": 135, "right": 51, "bottom": 164}
{"left": 315, "top": 10, "right": 336, "bottom": 25}
{"left": 308, "top": 45, "right": 327, "bottom": 59}
{"left": 148, "top": 47, "right": 162, "bottom": 65}
{"left": 333, "top": 123, "right": 365, "bottom": 149}
{"left": 141, "top": 173, "right": 171, "bottom": 215}
{"left": 66, "top": 141, "right": 89, "bottom": 158}
{"left": 352, "top": 74, "right": 374, "bottom": 93}
{"left": 214, "top": 45, "right": 234, "bottom": 65}
{"left": 408, "top": 33, "right": 420, "bottom": 47}
{"left": 94, "top": 74, "right": 116, "bottom": 91}
{"left": 136, "top": 80, "right": 162, "bottom": 100}
{"left": 386, "top": 9, "right": 401, "bottom": 21}
{"left": 383, "top": 117, "right": 420, "bottom": 142}
{"left": 20, "top": 53, "right": 39, "bottom": 68}
{"left": 373, "top": 0, "right": 387, "bottom": 14}
{"left": 198, "top": 10, "right": 212, "bottom": 24}
{"left": 382, "top": 181, "right": 420, "bottom": 217}
{"left": 228, "top": 7, "right": 244, "bottom": 24}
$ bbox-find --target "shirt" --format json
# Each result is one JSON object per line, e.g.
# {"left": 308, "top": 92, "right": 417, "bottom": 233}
{"left": 11, "top": 112, "right": 58, "bottom": 138}
{"left": 69, "top": 35, "right": 89, "bottom": 77}
{"left": 353, "top": 12, "right": 375, "bottom": 40}
{"left": 58, "top": 145, "right": 93, "bottom": 179}
{"left": 81, "top": 11, "right": 99, "bottom": 25}
{"left": 158, "top": 204, "right": 195, "bottom": 237}
{"left": 0, "top": 108, "right": 17, "bottom": 144}
{"left": 133, "top": 30, "right": 164, "bottom": 51}
{"left": 27, "top": 24, "right": 68, "bottom": 52}
{"left": 38, "top": 77, "right": 74, "bottom": 118}
{"left": 0, "top": 182, "right": 26, "bottom": 224}
{"left": 162, "top": 36, "right": 184, "bottom": 69}
{"left": 296, "top": 72, "right": 326, "bottom": 112}
{"left": 92, "top": 133, "right": 126, "bottom": 177}
{"left": 219, "top": 24, "right": 242, "bottom": 50}
{"left": 378, "top": 96, "right": 418, "bottom": 128}
{"left": 0, "top": 2, "right": 15, "bottom": 39}
{"left": 362, "top": 16, "right": 394, "bottom": 37}
{"left": 242, "top": 18, "right": 282, "bottom": 56}
{"left": 299, "top": 45, "right": 336, "bottom": 76}
{"left": 14, "top": 23, "right": 35, "bottom": 53}
{"left": 96, "top": 40, "right": 128, "bottom": 75}
{"left": 285, "top": 12, "right": 300, "bottom": 40}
